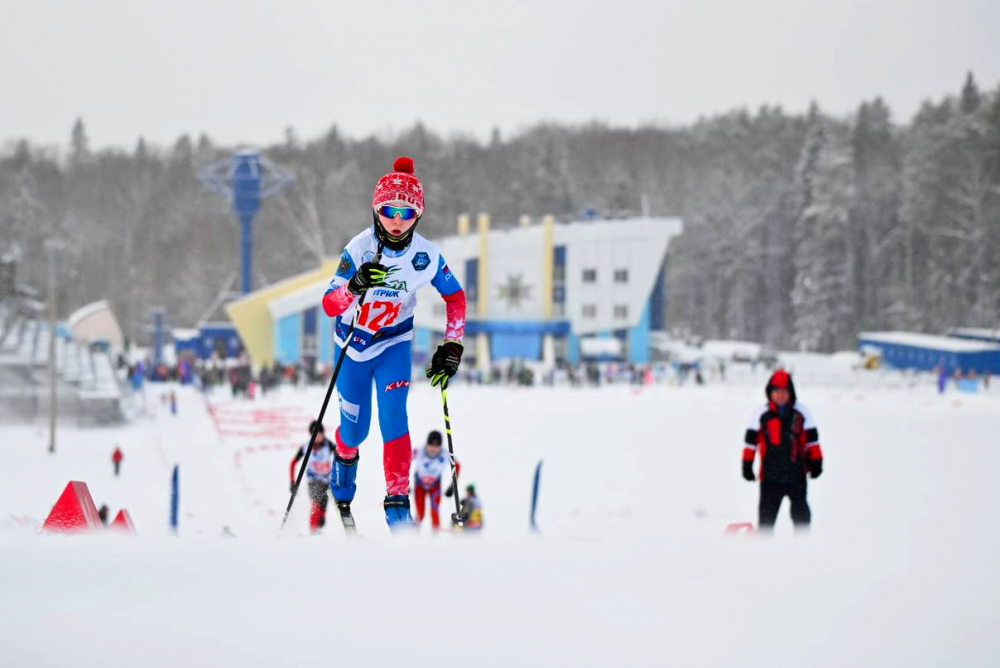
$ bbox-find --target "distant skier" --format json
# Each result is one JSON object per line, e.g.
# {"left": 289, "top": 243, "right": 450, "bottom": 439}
{"left": 412, "top": 430, "right": 460, "bottom": 531}
{"left": 321, "top": 156, "right": 467, "bottom": 530}
{"left": 459, "top": 484, "right": 483, "bottom": 531}
{"left": 112, "top": 446, "right": 123, "bottom": 477}
{"left": 170, "top": 391, "right": 177, "bottom": 416}
{"left": 742, "top": 370, "right": 823, "bottom": 531}
{"left": 290, "top": 421, "right": 335, "bottom": 533}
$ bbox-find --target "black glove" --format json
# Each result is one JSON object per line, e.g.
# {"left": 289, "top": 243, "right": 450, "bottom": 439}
{"left": 427, "top": 341, "right": 463, "bottom": 388}
{"left": 808, "top": 459, "right": 823, "bottom": 479}
{"left": 445, "top": 483, "right": 455, "bottom": 498}
{"left": 348, "top": 262, "right": 391, "bottom": 295}
{"left": 742, "top": 460, "right": 755, "bottom": 482}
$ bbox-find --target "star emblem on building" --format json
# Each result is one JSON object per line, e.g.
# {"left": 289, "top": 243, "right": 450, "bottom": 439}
{"left": 497, "top": 274, "right": 533, "bottom": 310}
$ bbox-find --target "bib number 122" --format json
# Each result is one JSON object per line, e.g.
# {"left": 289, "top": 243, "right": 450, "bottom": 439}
{"left": 358, "top": 301, "right": 401, "bottom": 331}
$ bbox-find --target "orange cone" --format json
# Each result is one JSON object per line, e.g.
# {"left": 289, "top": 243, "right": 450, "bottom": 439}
{"left": 110, "top": 509, "right": 136, "bottom": 534}
{"left": 724, "top": 522, "right": 756, "bottom": 535}
{"left": 42, "top": 481, "right": 103, "bottom": 533}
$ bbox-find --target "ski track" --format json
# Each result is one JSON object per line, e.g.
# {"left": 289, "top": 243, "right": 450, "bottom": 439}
{"left": 1, "top": 370, "right": 999, "bottom": 667}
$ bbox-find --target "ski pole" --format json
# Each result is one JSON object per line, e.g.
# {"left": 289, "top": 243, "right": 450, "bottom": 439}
{"left": 280, "top": 245, "right": 382, "bottom": 530}
{"left": 439, "top": 386, "right": 466, "bottom": 527}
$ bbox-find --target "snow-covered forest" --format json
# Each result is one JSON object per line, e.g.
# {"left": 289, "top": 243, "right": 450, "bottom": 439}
{"left": 2, "top": 73, "right": 998, "bottom": 351}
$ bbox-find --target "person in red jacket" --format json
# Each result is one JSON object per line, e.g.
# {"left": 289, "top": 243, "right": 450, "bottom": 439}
{"left": 742, "top": 370, "right": 823, "bottom": 530}
{"left": 112, "top": 446, "right": 123, "bottom": 477}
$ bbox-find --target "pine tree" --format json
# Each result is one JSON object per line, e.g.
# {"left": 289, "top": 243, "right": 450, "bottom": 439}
{"left": 851, "top": 98, "right": 902, "bottom": 328}
{"left": 791, "top": 120, "right": 857, "bottom": 351}
{"left": 69, "top": 118, "right": 90, "bottom": 167}
{"left": 960, "top": 72, "right": 981, "bottom": 115}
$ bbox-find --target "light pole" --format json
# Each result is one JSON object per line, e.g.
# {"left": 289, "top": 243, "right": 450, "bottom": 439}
{"left": 199, "top": 150, "right": 294, "bottom": 294}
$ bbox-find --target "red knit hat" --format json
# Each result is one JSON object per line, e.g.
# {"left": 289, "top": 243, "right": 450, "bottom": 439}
{"left": 372, "top": 156, "right": 424, "bottom": 216}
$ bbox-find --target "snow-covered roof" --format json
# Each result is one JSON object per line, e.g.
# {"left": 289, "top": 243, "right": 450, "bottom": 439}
{"left": 947, "top": 327, "right": 1000, "bottom": 341}
{"left": 858, "top": 331, "right": 1000, "bottom": 353}
{"left": 171, "top": 328, "right": 201, "bottom": 341}
{"left": 702, "top": 340, "right": 763, "bottom": 360}
{"left": 267, "top": 280, "right": 327, "bottom": 320}
{"left": 66, "top": 300, "right": 111, "bottom": 328}
{"left": 580, "top": 337, "right": 623, "bottom": 356}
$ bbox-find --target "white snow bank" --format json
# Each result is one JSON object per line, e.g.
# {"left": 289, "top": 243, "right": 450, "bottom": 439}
{"left": 2, "top": 369, "right": 1000, "bottom": 666}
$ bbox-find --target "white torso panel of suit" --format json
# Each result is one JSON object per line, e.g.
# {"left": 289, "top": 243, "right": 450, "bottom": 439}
{"left": 413, "top": 447, "right": 450, "bottom": 489}
{"left": 328, "top": 228, "right": 450, "bottom": 362}
{"left": 304, "top": 444, "right": 334, "bottom": 484}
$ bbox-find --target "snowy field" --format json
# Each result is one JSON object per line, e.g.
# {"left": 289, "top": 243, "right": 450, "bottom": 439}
{"left": 2, "top": 364, "right": 999, "bottom": 667}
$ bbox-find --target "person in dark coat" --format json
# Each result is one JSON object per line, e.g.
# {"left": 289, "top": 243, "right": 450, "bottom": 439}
{"left": 742, "top": 370, "right": 824, "bottom": 530}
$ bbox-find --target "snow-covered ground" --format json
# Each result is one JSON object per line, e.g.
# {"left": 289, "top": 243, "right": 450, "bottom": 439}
{"left": 2, "top": 364, "right": 999, "bottom": 667}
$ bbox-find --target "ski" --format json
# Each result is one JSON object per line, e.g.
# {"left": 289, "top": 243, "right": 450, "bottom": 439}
{"left": 336, "top": 501, "right": 358, "bottom": 536}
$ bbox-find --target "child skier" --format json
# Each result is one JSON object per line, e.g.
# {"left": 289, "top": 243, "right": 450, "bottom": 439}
{"left": 742, "top": 369, "right": 824, "bottom": 530}
{"left": 321, "top": 156, "right": 466, "bottom": 530}
{"left": 290, "top": 421, "right": 335, "bottom": 532}
{"left": 412, "top": 430, "right": 460, "bottom": 531}
{"left": 459, "top": 484, "right": 483, "bottom": 531}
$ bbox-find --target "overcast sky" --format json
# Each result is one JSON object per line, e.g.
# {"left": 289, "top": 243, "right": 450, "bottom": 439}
{"left": 3, "top": 0, "right": 999, "bottom": 150}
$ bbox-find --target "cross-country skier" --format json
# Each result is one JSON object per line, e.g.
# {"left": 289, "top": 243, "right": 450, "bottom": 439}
{"left": 321, "top": 156, "right": 466, "bottom": 530}
{"left": 290, "top": 421, "right": 335, "bottom": 532}
{"left": 412, "top": 430, "right": 460, "bottom": 531}
{"left": 742, "top": 370, "right": 823, "bottom": 531}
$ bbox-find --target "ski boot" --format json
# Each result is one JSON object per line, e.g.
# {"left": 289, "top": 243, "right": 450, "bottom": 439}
{"left": 383, "top": 495, "right": 415, "bottom": 531}
{"left": 330, "top": 451, "right": 359, "bottom": 503}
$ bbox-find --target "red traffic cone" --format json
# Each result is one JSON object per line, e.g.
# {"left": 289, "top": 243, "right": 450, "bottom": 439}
{"left": 42, "top": 481, "right": 103, "bottom": 533}
{"left": 724, "top": 522, "right": 756, "bottom": 535}
{"left": 110, "top": 509, "right": 136, "bottom": 534}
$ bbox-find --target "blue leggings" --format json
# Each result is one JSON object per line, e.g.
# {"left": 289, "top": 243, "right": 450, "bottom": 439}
{"left": 336, "top": 340, "right": 412, "bottom": 448}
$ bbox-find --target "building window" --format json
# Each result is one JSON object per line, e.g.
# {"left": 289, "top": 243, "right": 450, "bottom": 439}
{"left": 582, "top": 304, "right": 597, "bottom": 318}
{"left": 614, "top": 304, "right": 628, "bottom": 319}
{"left": 614, "top": 269, "right": 629, "bottom": 284}
{"left": 582, "top": 268, "right": 597, "bottom": 283}
{"left": 552, "top": 245, "right": 567, "bottom": 316}
{"left": 302, "top": 307, "right": 319, "bottom": 357}
{"left": 465, "top": 258, "right": 479, "bottom": 317}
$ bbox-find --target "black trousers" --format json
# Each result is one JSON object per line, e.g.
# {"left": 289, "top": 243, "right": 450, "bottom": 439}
{"left": 758, "top": 478, "right": 810, "bottom": 529}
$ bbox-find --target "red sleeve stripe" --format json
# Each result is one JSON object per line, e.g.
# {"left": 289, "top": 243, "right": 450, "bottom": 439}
{"left": 322, "top": 285, "right": 357, "bottom": 317}
{"left": 442, "top": 289, "right": 466, "bottom": 343}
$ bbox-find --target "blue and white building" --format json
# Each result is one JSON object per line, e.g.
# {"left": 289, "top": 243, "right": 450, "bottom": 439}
{"left": 858, "top": 331, "right": 1000, "bottom": 374}
{"left": 228, "top": 216, "right": 683, "bottom": 368}
{"left": 413, "top": 215, "right": 683, "bottom": 367}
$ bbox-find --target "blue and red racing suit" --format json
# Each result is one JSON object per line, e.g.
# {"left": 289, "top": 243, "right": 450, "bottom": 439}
{"left": 322, "top": 227, "right": 465, "bottom": 499}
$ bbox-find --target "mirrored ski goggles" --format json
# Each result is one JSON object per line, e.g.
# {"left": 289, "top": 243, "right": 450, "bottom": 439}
{"left": 378, "top": 205, "right": 418, "bottom": 221}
